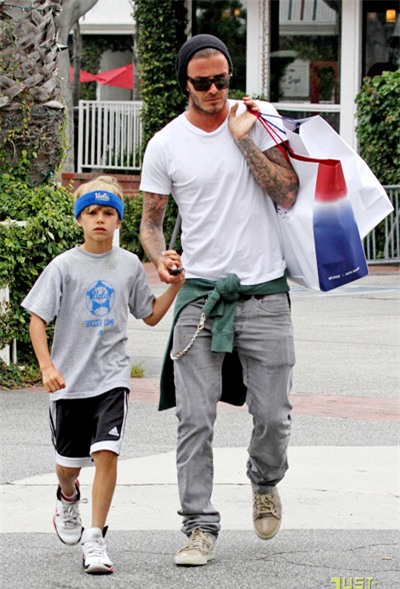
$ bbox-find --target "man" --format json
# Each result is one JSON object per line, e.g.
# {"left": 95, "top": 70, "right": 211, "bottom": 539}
{"left": 139, "top": 34, "right": 298, "bottom": 566}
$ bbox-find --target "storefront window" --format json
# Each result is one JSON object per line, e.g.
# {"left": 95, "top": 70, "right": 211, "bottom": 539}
{"left": 269, "top": 0, "right": 341, "bottom": 129}
{"left": 363, "top": 1, "right": 399, "bottom": 77}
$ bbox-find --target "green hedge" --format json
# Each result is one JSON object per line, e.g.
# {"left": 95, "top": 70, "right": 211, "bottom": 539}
{"left": 133, "top": 0, "right": 188, "bottom": 252}
{"left": 0, "top": 177, "right": 82, "bottom": 366}
{"left": 134, "top": 0, "right": 187, "bottom": 150}
{"left": 356, "top": 69, "right": 400, "bottom": 185}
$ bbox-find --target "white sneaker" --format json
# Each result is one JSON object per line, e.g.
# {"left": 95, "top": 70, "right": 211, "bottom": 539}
{"left": 82, "top": 527, "right": 113, "bottom": 574}
{"left": 53, "top": 483, "right": 83, "bottom": 545}
{"left": 175, "top": 528, "right": 216, "bottom": 566}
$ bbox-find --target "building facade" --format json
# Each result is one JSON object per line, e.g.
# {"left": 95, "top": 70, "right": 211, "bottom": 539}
{"left": 246, "top": 0, "right": 399, "bottom": 147}
{"left": 79, "top": 0, "right": 399, "bottom": 148}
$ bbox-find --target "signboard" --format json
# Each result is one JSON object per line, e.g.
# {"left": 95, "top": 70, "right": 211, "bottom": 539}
{"left": 280, "top": 59, "right": 310, "bottom": 99}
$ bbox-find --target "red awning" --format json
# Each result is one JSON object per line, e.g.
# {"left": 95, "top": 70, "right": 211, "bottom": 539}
{"left": 69, "top": 67, "right": 98, "bottom": 83}
{"left": 69, "top": 64, "right": 134, "bottom": 89}
{"left": 96, "top": 64, "right": 134, "bottom": 90}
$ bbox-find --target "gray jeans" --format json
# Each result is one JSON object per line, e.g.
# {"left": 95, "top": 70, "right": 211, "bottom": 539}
{"left": 172, "top": 293, "right": 295, "bottom": 537}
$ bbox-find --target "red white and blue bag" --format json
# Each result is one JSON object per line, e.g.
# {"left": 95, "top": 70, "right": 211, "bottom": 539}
{"left": 256, "top": 110, "right": 391, "bottom": 291}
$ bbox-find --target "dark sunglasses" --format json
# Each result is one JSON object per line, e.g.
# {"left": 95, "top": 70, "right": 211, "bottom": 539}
{"left": 187, "top": 74, "right": 232, "bottom": 92}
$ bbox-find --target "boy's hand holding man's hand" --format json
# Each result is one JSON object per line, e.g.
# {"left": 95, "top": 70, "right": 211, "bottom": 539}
{"left": 157, "top": 250, "right": 185, "bottom": 285}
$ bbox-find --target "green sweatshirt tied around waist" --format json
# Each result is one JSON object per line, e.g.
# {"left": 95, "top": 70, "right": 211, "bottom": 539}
{"left": 173, "top": 272, "right": 289, "bottom": 353}
{"left": 158, "top": 272, "right": 289, "bottom": 411}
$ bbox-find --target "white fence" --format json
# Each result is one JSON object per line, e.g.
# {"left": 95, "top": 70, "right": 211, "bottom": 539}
{"left": 77, "top": 100, "right": 143, "bottom": 173}
{"left": 363, "top": 186, "right": 399, "bottom": 264}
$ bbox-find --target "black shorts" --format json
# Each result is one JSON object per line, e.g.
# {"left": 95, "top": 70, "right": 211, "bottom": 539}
{"left": 49, "top": 388, "right": 129, "bottom": 468}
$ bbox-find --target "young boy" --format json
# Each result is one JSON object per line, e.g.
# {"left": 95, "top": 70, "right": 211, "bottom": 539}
{"left": 21, "top": 176, "right": 184, "bottom": 575}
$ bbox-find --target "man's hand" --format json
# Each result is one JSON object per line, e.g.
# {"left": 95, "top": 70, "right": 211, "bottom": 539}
{"left": 228, "top": 96, "right": 259, "bottom": 142}
{"left": 227, "top": 98, "right": 298, "bottom": 209}
{"left": 156, "top": 249, "right": 184, "bottom": 284}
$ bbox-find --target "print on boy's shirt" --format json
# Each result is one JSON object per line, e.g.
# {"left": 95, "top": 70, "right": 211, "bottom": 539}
{"left": 85, "top": 280, "right": 116, "bottom": 336}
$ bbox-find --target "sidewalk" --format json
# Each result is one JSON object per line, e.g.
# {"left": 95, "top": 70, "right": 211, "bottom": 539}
{"left": 1, "top": 266, "right": 399, "bottom": 589}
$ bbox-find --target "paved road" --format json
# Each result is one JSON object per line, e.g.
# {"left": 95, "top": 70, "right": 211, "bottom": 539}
{"left": 1, "top": 268, "right": 399, "bottom": 589}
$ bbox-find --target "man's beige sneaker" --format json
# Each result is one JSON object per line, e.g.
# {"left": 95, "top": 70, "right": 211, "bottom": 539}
{"left": 252, "top": 486, "right": 282, "bottom": 540}
{"left": 175, "top": 528, "right": 216, "bottom": 566}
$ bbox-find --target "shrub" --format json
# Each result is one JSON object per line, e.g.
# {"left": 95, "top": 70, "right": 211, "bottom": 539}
{"left": 355, "top": 69, "right": 400, "bottom": 185}
{"left": 0, "top": 177, "right": 82, "bottom": 372}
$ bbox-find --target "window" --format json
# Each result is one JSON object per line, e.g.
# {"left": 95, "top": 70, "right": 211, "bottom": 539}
{"left": 363, "top": 0, "right": 399, "bottom": 78}
{"left": 269, "top": 0, "right": 341, "bottom": 129}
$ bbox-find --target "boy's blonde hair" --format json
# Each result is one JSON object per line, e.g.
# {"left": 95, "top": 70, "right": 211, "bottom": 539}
{"left": 73, "top": 175, "right": 124, "bottom": 202}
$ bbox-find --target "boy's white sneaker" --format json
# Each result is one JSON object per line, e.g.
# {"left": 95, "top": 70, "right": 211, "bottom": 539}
{"left": 82, "top": 527, "right": 113, "bottom": 575}
{"left": 53, "top": 483, "right": 83, "bottom": 545}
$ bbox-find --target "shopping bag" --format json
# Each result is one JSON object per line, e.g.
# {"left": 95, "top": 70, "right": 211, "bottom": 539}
{"left": 259, "top": 110, "right": 394, "bottom": 238}
{"left": 257, "top": 114, "right": 369, "bottom": 291}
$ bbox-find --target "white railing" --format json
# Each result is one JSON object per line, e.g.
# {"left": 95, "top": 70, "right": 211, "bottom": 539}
{"left": 364, "top": 186, "right": 400, "bottom": 264}
{"left": 77, "top": 100, "right": 143, "bottom": 173}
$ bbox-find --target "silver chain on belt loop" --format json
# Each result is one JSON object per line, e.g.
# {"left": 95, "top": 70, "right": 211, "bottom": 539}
{"left": 170, "top": 312, "right": 207, "bottom": 361}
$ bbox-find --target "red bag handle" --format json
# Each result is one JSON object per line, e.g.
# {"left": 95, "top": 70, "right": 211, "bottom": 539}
{"left": 255, "top": 111, "right": 341, "bottom": 166}
{"left": 254, "top": 112, "right": 291, "bottom": 161}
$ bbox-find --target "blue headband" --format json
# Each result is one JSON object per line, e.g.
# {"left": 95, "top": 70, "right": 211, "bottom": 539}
{"left": 74, "top": 190, "right": 124, "bottom": 220}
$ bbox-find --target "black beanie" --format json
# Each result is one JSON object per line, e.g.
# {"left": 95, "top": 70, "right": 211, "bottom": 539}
{"left": 176, "top": 34, "right": 233, "bottom": 96}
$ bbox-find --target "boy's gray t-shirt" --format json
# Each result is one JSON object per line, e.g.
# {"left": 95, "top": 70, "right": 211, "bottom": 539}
{"left": 22, "top": 246, "right": 155, "bottom": 401}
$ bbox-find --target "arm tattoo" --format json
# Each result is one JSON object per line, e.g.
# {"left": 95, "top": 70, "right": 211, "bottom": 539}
{"left": 234, "top": 138, "right": 299, "bottom": 209}
{"left": 139, "top": 192, "right": 169, "bottom": 264}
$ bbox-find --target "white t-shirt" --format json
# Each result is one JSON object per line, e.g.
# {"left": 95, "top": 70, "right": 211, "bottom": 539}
{"left": 140, "top": 100, "right": 287, "bottom": 285}
{"left": 21, "top": 246, "right": 154, "bottom": 400}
